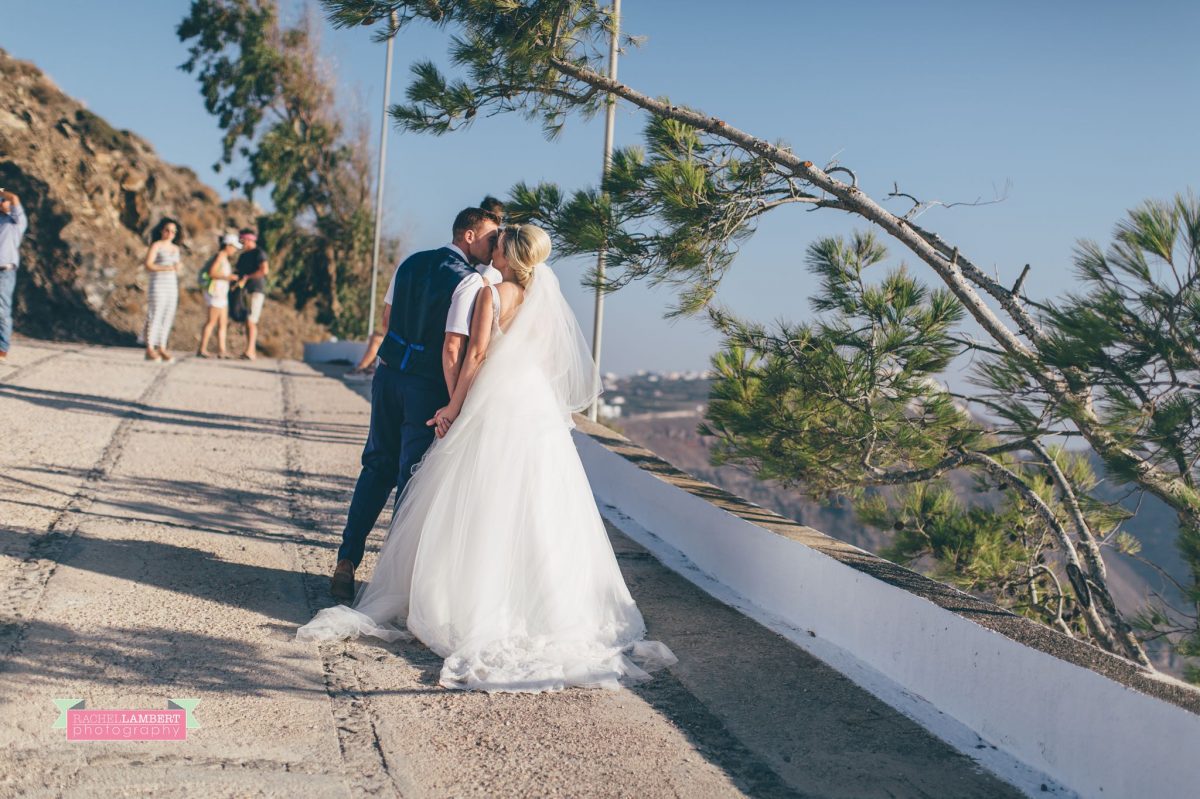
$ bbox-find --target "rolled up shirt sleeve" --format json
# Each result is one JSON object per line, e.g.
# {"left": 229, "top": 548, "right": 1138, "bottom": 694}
{"left": 382, "top": 264, "right": 399, "bottom": 306}
{"left": 445, "top": 273, "right": 484, "bottom": 335}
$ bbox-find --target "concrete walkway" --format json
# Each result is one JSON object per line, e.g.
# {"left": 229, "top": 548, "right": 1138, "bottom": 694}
{"left": 0, "top": 343, "right": 1019, "bottom": 798}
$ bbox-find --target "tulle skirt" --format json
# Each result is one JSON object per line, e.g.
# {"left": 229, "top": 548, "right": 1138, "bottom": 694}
{"left": 297, "top": 357, "right": 676, "bottom": 692}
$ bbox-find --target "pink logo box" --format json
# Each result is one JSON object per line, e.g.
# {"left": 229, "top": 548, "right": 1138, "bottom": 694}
{"left": 53, "top": 699, "right": 200, "bottom": 741}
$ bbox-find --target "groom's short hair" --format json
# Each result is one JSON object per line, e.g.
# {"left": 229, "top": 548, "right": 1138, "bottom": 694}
{"left": 452, "top": 207, "right": 497, "bottom": 237}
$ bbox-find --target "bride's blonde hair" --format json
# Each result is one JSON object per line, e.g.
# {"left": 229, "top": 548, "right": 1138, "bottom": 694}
{"left": 502, "top": 224, "right": 551, "bottom": 288}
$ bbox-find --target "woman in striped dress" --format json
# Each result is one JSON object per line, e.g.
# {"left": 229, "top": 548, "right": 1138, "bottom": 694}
{"left": 143, "top": 217, "right": 182, "bottom": 362}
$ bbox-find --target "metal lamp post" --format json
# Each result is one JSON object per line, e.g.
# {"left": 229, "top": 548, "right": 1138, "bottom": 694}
{"left": 366, "top": 12, "right": 400, "bottom": 340}
{"left": 589, "top": 0, "right": 621, "bottom": 421}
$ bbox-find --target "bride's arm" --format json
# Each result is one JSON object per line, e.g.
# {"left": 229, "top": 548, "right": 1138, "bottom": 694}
{"left": 429, "top": 286, "right": 494, "bottom": 437}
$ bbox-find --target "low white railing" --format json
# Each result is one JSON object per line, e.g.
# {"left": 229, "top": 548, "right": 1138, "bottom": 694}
{"left": 573, "top": 421, "right": 1200, "bottom": 798}
{"left": 303, "top": 340, "right": 367, "bottom": 364}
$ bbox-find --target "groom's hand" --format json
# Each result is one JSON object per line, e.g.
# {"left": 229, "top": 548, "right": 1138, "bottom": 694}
{"left": 428, "top": 407, "right": 456, "bottom": 438}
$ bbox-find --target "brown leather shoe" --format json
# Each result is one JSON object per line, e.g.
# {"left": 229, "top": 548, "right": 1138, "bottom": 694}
{"left": 331, "top": 559, "right": 355, "bottom": 602}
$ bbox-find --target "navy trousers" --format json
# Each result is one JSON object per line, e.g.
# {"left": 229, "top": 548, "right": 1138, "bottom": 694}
{"left": 337, "top": 364, "right": 446, "bottom": 566}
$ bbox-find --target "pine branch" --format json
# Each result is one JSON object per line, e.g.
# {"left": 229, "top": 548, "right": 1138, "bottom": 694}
{"left": 1029, "top": 440, "right": 1151, "bottom": 665}
{"left": 544, "top": 55, "right": 1200, "bottom": 537}
{"left": 962, "top": 450, "right": 1149, "bottom": 666}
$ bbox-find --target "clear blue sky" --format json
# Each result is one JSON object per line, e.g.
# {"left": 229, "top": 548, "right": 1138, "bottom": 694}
{"left": 3, "top": 1, "right": 1198, "bottom": 374}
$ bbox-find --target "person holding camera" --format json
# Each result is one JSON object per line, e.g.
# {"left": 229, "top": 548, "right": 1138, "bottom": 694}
{"left": 0, "top": 188, "right": 28, "bottom": 362}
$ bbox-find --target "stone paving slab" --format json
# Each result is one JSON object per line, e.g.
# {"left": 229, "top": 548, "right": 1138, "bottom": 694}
{"left": 0, "top": 344, "right": 1020, "bottom": 798}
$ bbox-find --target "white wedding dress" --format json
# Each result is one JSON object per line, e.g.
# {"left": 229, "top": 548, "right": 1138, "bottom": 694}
{"left": 297, "top": 264, "right": 676, "bottom": 692}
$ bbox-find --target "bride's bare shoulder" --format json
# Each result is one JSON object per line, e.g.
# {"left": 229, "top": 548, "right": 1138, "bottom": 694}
{"left": 496, "top": 281, "right": 525, "bottom": 304}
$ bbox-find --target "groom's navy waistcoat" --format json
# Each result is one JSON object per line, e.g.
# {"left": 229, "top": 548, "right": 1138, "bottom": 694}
{"left": 379, "top": 247, "right": 474, "bottom": 383}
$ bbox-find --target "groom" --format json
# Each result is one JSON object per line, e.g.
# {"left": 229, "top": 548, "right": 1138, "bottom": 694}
{"left": 331, "top": 207, "right": 501, "bottom": 600}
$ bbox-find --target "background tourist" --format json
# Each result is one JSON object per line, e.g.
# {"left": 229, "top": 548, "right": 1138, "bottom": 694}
{"left": 0, "top": 187, "right": 27, "bottom": 363}
{"left": 479, "top": 195, "right": 505, "bottom": 222}
{"left": 233, "top": 227, "right": 269, "bottom": 360}
{"left": 197, "top": 232, "right": 241, "bottom": 358}
{"left": 143, "top": 217, "right": 183, "bottom": 362}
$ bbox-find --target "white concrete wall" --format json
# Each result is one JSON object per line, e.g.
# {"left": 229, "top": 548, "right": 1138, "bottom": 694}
{"left": 575, "top": 430, "right": 1200, "bottom": 799}
{"left": 303, "top": 341, "right": 367, "bottom": 364}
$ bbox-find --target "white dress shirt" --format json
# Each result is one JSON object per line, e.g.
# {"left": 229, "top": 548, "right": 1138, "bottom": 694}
{"left": 383, "top": 244, "right": 502, "bottom": 336}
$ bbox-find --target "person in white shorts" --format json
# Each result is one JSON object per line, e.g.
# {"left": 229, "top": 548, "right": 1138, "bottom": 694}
{"left": 233, "top": 228, "right": 269, "bottom": 360}
{"left": 198, "top": 232, "right": 242, "bottom": 358}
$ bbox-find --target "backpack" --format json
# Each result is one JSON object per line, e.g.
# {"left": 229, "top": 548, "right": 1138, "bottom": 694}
{"left": 228, "top": 284, "right": 249, "bottom": 322}
{"left": 198, "top": 254, "right": 218, "bottom": 293}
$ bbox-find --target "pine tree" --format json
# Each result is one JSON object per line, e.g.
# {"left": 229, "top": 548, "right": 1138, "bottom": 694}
{"left": 320, "top": 0, "right": 1200, "bottom": 676}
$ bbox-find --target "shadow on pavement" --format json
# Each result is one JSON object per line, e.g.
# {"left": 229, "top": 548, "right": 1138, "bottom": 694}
{"left": 0, "top": 383, "right": 366, "bottom": 446}
{"left": 1, "top": 467, "right": 354, "bottom": 551}
{"left": 0, "top": 620, "right": 316, "bottom": 698}
{"left": 0, "top": 525, "right": 315, "bottom": 626}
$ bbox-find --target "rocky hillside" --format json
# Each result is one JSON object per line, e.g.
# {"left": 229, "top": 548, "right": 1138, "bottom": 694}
{"left": 0, "top": 49, "right": 329, "bottom": 357}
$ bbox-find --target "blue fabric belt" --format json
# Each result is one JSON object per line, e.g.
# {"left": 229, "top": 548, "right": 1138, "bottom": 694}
{"left": 386, "top": 330, "right": 426, "bottom": 371}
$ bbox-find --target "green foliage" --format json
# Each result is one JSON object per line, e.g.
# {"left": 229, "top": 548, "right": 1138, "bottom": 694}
{"left": 324, "top": 1, "right": 615, "bottom": 138}
{"left": 859, "top": 482, "right": 1067, "bottom": 623}
{"left": 1042, "top": 195, "right": 1200, "bottom": 482}
{"left": 178, "top": 0, "right": 282, "bottom": 177}
{"left": 507, "top": 113, "right": 804, "bottom": 315}
{"left": 704, "top": 214, "right": 1200, "bottom": 674}
{"left": 857, "top": 454, "right": 1129, "bottom": 638}
{"left": 703, "top": 233, "right": 974, "bottom": 492}
{"left": 701, "top": 234, "right": 1090, "bottom": 633}
{"left": 319, "top": 2, "right": 813, "bottom": 314}
{"left": 180, "top": 0, "right": 384, "bottom": 332}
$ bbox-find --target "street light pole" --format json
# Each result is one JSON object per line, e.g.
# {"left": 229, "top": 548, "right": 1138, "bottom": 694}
{"left": 589, "top": 0, "right": 620, "bottom": 422}
{"left": 366, "top": 12, "right": 399, "bottom": 340}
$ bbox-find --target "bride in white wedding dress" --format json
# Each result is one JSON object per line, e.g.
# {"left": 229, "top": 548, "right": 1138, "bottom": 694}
{"left": 297, "top": 224, "right": 676, "bottom": 692}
